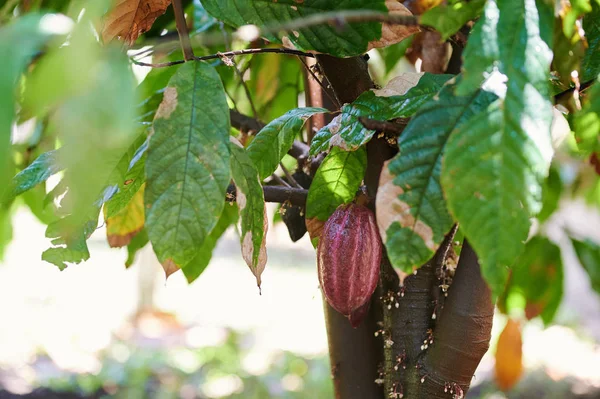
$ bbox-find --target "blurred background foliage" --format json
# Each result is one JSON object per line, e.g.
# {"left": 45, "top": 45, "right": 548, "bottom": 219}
{"left": 1, "top": 0, "right": 600, "bottom": 398}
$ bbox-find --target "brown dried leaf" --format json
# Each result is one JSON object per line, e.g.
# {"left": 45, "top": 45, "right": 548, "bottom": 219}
{"left": 162, "top": 258, "right": 180, "bottom": 279}
{"left": 367, "top": 1, "right": 420, "bottom": 51}
{"left": 376, "top": 160, "right": 435, "bottom": 250}
{"left": 495, "top": 319, "right": 523, "bottom": 391}
{"left": 305, "top": 217, "right": 325, "bottom": 243}
{"left": 241, "top": 206, "right": 268, "bottom": 289}
{"left": 372, "top": 72, "right": 424, "bottom": 97}
{"left": 102, "top": 0, "right": 172, "bottom": 45}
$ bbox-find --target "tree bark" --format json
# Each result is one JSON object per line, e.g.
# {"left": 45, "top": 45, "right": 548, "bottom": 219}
{"left": 314, "top": 53, "right": 494, "bottom": 399}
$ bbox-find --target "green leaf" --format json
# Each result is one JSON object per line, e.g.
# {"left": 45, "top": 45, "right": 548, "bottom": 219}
{"left": 457, "top": 0, "right": 554, "bottom": 97}
{"left": 145, "top": 61, "right": 231, "bottom": 268}
{"left": 201, "top": 0, "right": 418, "bottom": 57}
{"left": 42, "top": 208, "right": 100, "bottom": 270}
{"left": 501, "top": 236, "right": 563, "bottom": 326}
{"left": 0, "top": 205, "right": 14, "bottom": 261}
{"left": 442, "top": 92, "right": 555, "bottom": 298}
{"left": 571, "top": 237, "right": 600, "bottom": 294}
{"left": 309, "top": 73, "right": 452, "bottom": 155}
{"left": 247, "top": 51, "right": 302, "bottom": 122}
{"left": 0, "top": 14, "right": 63, "bottom": 195}
{"left": 125, "top": 228, "right": 149, "bottom": 268}
{"left": 574, "top": 75, "right": 600, "bottom": 154}
{"left": 231, "top": 139, "right": 268, "bottom": 286}
{"left": 193, "top": 0, "right": 217, "bottom": 32}
{"left": 3, "top": 150, "right": 62, "bottom": 202}
{"left": 104, "top": 137, "right": 148, "bottom": 218}
{"left": 247, "top": 107, "right": 326, "bottom": 179}
{"left": 21, "top": 184, "right": 58, "bottom": 225}
{"left": 376, "top": 80, "right": 482, "bottom": 272}
{"left": 581, "top": 3, "right": 600, "bottom": 82}
{"left": 378, "top": 36, "right": 414, "bottom": 74}
{"left": 538, "top": 166, "right": 563, "bottom": 223}
{"left": 306, "top": 146, "right": 367, "bottom": 221}
{"left": 420, "top": 0, "right": 486, "bottom": 40}
{"left": 183, "top": 203, "right": 239, "bottom": 283}
{"left": 445, "top": 0, "right": 555, "bottom": 299}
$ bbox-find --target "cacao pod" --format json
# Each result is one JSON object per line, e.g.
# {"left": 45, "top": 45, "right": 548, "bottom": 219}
{"left": 317, "top": 203, "right": 382, "bottom": 324}
{"left": 282, "top": 171, "right": 312, "bottom": 242}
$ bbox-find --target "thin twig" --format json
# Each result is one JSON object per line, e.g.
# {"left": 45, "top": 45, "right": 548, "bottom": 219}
{"left": 172, "top": 0, "right": 195, "bottom": 61}
{"left": 131, "top": 47, "right": 315, "bottom": 68}
{"left": 280, "top": 162, "right": 302, "bottom": 188}
{"left": 298, "top": 56, "right": 341, "bottom": 109}
{"left": 220, "top": 23, "right": 259, "bottom": 120}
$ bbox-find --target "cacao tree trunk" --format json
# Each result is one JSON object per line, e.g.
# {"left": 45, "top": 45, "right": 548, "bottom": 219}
{"left": 314, "top": 54, "right": 494, "bottom": 399}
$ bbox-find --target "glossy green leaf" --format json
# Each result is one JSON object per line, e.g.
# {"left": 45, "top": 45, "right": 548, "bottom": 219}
{"left": 2, "top": 150, "right": 62, "bottom": 202}
{"left": 376, "top": 81, "right": 488, "bottom": 272}
{"left": 183, "top": 204, "right": 239, "bottom": 283}
{"left": 145, "top": 61, "right": 231, "bottom": 268}
{"left": 306, "top": 147, "right": 367, "bottom": 221}
{"left": 501, "top": 236, "right": 563, "bottom": 326}
{"left": 230, "top": 139, "right": 267, "bottom": 286}
{"left": 574, "top": 76, "right": 600, "bottom": 154}
{"left": 247, "top": 107, "right": 327, "bottom": 179}
{"left": 446, "top": 0, "right": 555, "bottom": 299}
{"left": 0, "top": 14, "right": 63, "bottom": 195}
{"left": 442, "top": 92, "right": 555, "bottom": 298}
{"left": 420, "top": 0, "right": 486, "bottom": 40}
{"left": 581, "top": 3, "right": 600, "bottom": 82}
{"left": 571, "top": 237, "right": 600, "bottom": 294}
{"left": 310, "top": 73, "right": 452, "bottom": 155}
{"left": 458, "top": 0, "right": 554, "bottom": 97}
{"left": 201, "top": 0, "right": 418, "bottom": 57}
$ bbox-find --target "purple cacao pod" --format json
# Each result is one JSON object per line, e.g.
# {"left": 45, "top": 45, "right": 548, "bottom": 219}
{"left": 317, "top": 203, "right": 382, "bottom": 323}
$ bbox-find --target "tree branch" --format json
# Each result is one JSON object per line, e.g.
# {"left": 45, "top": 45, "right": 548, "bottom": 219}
{"left": 226, "top": 184, "right": 308, "bottom": 206}
{"left": 358, "top": 117, "right": 407, "bottom": 137}
{"left": 172, "top": 0, "right": 194, "bottom": 61}
{"left": 230, "top": 110, "right": 264, "bottom": 133}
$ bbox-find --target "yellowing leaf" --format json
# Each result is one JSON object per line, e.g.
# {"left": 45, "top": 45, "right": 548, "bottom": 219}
{"left": 495, "top": 319, "right": 523, "bottom": 391}
{"left": 102, "top": 0, "right": 172, "bottom": 45}
{"left": 105, "top": 185, "right": 145, "bottom": 248}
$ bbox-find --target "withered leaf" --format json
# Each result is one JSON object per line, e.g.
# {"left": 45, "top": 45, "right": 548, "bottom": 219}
{"left": 495, "top": 319, "right": 523, "bottom": 391}
{"left": 102, "top": 0, "right": 172, "bottom": 45}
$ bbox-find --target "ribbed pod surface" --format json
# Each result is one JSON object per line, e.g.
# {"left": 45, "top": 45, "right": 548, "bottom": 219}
{"left": 317, "top": 203, "right": 382, "bottom": 325}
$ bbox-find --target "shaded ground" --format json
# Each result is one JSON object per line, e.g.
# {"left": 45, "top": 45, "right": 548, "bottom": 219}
{"left": 0, "top": 201, "right": 600, "bottom": 398}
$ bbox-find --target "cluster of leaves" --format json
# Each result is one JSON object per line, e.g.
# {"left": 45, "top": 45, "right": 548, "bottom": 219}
{"left": 1, "top": 0, "right": 600, "bottom": 328}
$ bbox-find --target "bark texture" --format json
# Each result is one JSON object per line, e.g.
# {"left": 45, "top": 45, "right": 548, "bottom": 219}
{"left": 314, "top": 53, "right": 494, "bottom": 399}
